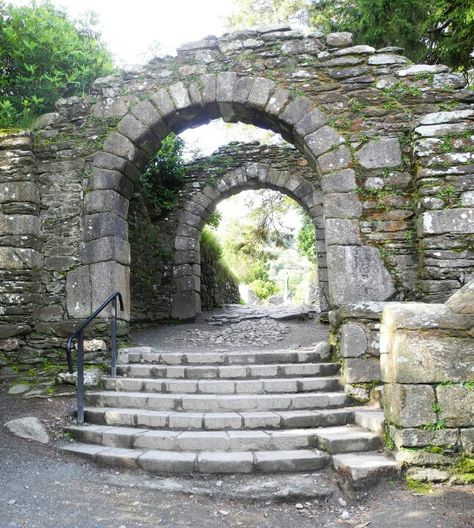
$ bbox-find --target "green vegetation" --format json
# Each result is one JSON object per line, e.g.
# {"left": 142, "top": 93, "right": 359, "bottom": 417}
{"left": 227, "top": 0, "right": 474, "bottom": 74}
{"left": 0, "top": 0, "right": 113, "bottom": 128}
{"left": 406, "top": 478, "right": 434, "bottom": 494}
{"left": 297, "top": 210, "right": 317, "bottom": 263}
{"left": 140, "top": 133, "right": 185, "bottom": 217}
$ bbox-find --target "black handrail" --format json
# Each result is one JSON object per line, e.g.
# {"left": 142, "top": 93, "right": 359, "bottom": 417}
{"left": 66, "top": 291, "right": 124, "bottom": 425}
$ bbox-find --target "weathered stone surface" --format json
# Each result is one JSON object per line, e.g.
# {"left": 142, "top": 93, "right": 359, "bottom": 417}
{"left": 381, "top": 331, "right": 474, "bottom": 384}
{"left": 324, "top": 192, "right": 362, "bottom": 219}
{"left": 57, "top": 367, "right": 103, "bottom": 387}
{"left": 406, "top": 468, "right": 450, "bottom": 482}
{"left": 343, "top": 357, "right": 380, "bottom": 383}
{"left": 317, "top": 145, "right": 352, "bottom": 174}
{"left": 325, "top": 218, "right": 361, "bottom": 245}
{"left": 368, "top": 54, "right": 408, "bottom": 65}
{"left": 327, "top": 246, "right": 395, "bottom": 305}
{"left": 171, "top": 291, "right": 200, "bottom": 320}
{"left": 437, "top": 385, "right": 474, "bottom": 427}
{"left": 446, "top": 280, "right": 474, "bottom": 314}
{"left": 305, "top": 126, "right": 344, "bottom": 158}
{"left": 417, "top": 209, "right": 474, "bottom": 235}
{"left": 461, "top": 429, "right": 474, "bottom": 453}
{"left": 356, "top": 138, "right": 402, "bottom": 169}
{"left": 383, "top": 384, "right": 436, "bottom": 427}
{"left": 418, "top": 110, "right": 474, "bottom": 126}
{"left": 340, "top": 323, "right": 368, "bottom": 358}
{"left": 66, "top": 265, "right": 93, "bottom": 318}
{"left": 8, "top": 383, "right": 31, "bottom": 395}
{"left": 389, "top": 426, "right": 458, "bottom": 449}
{"left": 397, "top": 64, "right": 449, "bottom": 77}
{"left": 5, "top": 417, "right": 49, "bottom": 444}
{"left": 321, "top": 169, "right": 357, "bottom": 194}
{"left": 326, "top": 32, "right": 353, "bottom": 47}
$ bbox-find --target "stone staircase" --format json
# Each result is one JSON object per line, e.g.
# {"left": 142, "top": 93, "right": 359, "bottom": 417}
{"left": 62, "top": 344, "right": 397, "bottom": 482}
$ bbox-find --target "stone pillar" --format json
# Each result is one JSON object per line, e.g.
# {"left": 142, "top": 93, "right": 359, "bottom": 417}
{"left": 0, "top": 132, "right": 41, "bottom": 360}
{"left": 381, "top": 281, "right": 474, "bottom": 482}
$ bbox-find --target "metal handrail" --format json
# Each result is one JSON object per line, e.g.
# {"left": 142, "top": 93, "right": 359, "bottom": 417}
{"left": 66, "top": 291, "right": 124, "bottom": 425}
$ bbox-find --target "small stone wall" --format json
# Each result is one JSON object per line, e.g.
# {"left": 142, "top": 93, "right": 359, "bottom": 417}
{"left": 200, "top": 242, "right": 240, "bottom": 311}
{"left": 381, "top": 281, "right": 474, "bottom": 483}
{"left": 329, "top": 302, "right": 386, "bottom": 403}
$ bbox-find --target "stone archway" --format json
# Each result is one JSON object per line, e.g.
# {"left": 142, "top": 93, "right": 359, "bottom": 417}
{"left": 82, "top": 75, "right": 394, "bottom": 320}
{"left": 170, "top": 161, "right": 326, "bottom": 319}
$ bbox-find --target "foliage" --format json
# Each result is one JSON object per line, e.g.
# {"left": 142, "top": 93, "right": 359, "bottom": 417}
{"left": 249, "top": 278, "right": 279, "bottom": 300}
{"left": 0, "top": 0, "right": 113, "bottom": 128}
{"left": 297, "top": 210, "right": 316, "bottom": 262}
{"left": 227, "top": 0, "right": 474, "bottom": 73}
{"left": 140, "top": 133, "right": 185, "bottom": 217}
{"left": 206, "top": 210, "right": 222, "bottom": 230}
{"left": 201, "top": 227, "right": 223, "bottom": 259}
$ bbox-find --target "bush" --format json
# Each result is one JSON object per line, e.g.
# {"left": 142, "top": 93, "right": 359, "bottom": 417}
{"left": 250, "top": 279, "right": 279, "bottom": 300}
{"left": 0, "top": 1, "right": 113, "bottom": 128}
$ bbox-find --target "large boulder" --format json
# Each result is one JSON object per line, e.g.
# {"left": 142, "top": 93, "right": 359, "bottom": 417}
{"left": 4, "top": 417, "right": 50, "bottom": 444}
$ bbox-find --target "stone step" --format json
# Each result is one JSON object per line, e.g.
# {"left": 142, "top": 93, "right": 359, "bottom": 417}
{"left": 84, "top": 407, "right": 354, "bottom": 430}
{"left": 66, "top": 425, "right": 343, "bottom": 452}
{"left": 354, "top": 409, "right": 385, "bottom": 435}
{"left": 104, "top": 376, "right": 341, "bottom": 394}
{"left": 117, "top": 362, "right": 340, "bottom": 379}
{"left": 85, "top": 391, "right": 350, "bottom": 412}
{"left": 314, "top": 426, "right": 382, "bottom": 454}
{"left": 118, "top": 347, "right": 329, "bottom": 366}
{"left": 61, "top": 443, "right": 330, "bottom": 473}
{"left": 332, "top": 452, "right": 399, "bottom": 488}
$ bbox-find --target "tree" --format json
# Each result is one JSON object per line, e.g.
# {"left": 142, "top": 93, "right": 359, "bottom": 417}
{"left": 0, "top": 0, "right": 113, "bottom": 128}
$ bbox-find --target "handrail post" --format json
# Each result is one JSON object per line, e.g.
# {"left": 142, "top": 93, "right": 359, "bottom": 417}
{"left": 77, "top": 330, "right": 85, "bottom": 425}
{"left": 111, "top": 295, "right": 117, "bottom": 378}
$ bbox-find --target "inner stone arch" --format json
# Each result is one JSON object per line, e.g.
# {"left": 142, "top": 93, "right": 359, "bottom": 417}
{"left": 170, "top": 160, "right": 325, "bottom": 320}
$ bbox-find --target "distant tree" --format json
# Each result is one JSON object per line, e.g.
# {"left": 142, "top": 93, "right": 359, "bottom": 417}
{"left": 0, "top": 1, "right": 113, "bottom": 128}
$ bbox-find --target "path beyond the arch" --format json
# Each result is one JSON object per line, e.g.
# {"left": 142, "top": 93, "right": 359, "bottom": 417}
{"left": 61, "top": 310, "right": 397, "bottom": 482}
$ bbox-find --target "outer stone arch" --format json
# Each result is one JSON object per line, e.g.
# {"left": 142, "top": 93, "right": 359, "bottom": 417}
{"left": 171, "top": 161, "right": 326, "bottom": 320}
{"left": 82, "top": 73, "right": 395, "bottom": 320}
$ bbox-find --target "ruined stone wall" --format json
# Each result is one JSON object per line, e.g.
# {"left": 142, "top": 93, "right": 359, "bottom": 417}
{"left": 381, "top": 281, "right": 474, "bottom": 483}
{"left": 0, "top": 26, "right": 472, "bottom": 372}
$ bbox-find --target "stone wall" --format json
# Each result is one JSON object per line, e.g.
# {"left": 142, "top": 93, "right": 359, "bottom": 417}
{"left": 381, "top": 281, "right": 474, "bottom": 483}
{"left": 200, "top": 238, "right": 240, "bottom": 311}
{"left": 0, "top": 26, "right": 473, "bottom": 373}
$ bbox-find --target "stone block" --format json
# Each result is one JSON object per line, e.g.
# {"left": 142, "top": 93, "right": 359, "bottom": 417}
{"left": 382, "top": 331, "right": 474, "bottom": 384}
{"left": 325, "top": 218, "right": 361, "bottom": 245}
{"left": 168, "top": 82, "right": 191, "bottom": 110}
{"left": 198, "top": 74, "right": 217, "bottom": 105}
{"left": 446, "top": 280, "right": 474, "bottom": 314}
{"left": 232, "top": 76, "right": 254, "bottom": 104}
{"left": 321, "top": 169, "right": 357, "bottom": 194}
{"left": 85, "top": 190, "right": 129, "bottom": 219}
{"left": 279, "top": 96, "right": 312, "bottom": 126}
{"left": 248, "top": 77, "right": 275, "bottom": 109}
{"left": 265, "top": 88, "right": 291, "bottom": 117}
{"left": 324, "top": 192, "right": 362, "bottom": 219}
{"left": 149, "top": 88, "right": 175, "bottom": 118}
{"left": 327, "top": 245, "right": 395, "bottom": 306}
{"left": 317, "top": 145, "right": 352, "bottom": 174}
{"left": 66, "top": 265, "right": 92, "bottom": 318}
{"left": 0, "top": 182, "right": 39, "bottom": 204}
{"left": 216, "top": 72, "right": 237, "bottom": 102}
{"left": 383, "top": 384, "right": 436, "bottom": 427}
{"left": 89, "top": 168, "right": 135, "bottom": 198}
{"left": 368, "top": 54, "right": 409, "bottom": 65}
{"left": 356, "top": 138, "right": 402, "bottom": 169}
{"left": 417, "top": 209, "right": 474, "bottom": 235}
{"left": 90, "top": 261, "right": 130, "bottom": 320}
{"left": 343, "top": 357, "right": 380, "bottom": 383}
{"left": 461, "top": 429, "right": 474, "bottom": 453}
{"left": 305, "top": 126, "right": 344, "bottom": 159}
{"left": 139, "top": 451, "right": 196, "bottom": 473}
{"left": 0, "top": 247, "right": 41, "bottom": 270}
{"left": 326, "top": 32, "right": 353, "bottom": 47}
{"left": 418, "top": 110, "right": 473, "bottom": 126}
{"left": 117, "top": 114, "right": 159, "bottom": 155}
{"left": 0, "top": 214, "right": 39, "bottom": 236}
{"left": 389, "top": 426, "right": 458, "bottom": 449}
{"left": 198, "top": 452, "right": 253, "bottom": 473}
{"left": 295, "top": 108, "right": 327, "bottom": 138}
{"left": 84, "top": 213, "right": 128, "bottom": 241}
{"left": 437, "top": 385, "right": 474, "bottom": 427}
{"left": 397, "top": 64, "right": 449, "bottom": 77}
{"left": 340, "top": 323, "right": 368, "bottom": 358}
{"left": 171, "top": 291, "right": 200, "bottom": 320}
{"left": 81, "top": 237, "right": 130, "bottom": 266}
{"left": 103, "top": 132, "right": 136, "bottom": 161}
